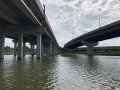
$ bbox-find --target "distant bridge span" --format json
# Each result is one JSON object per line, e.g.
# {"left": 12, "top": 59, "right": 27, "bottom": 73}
{"left": 64, "top": 20, "right": 120, "bottom": 54}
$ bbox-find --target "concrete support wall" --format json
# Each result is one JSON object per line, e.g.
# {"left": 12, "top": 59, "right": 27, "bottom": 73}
{"left": 0, "top": 34, "right": 5, "bottom": 59}
{"left": 17, "top": 34, "right": 23, "bottom": 59}
{"left": 36, "top": 33, "right": 42, "bottom": 59}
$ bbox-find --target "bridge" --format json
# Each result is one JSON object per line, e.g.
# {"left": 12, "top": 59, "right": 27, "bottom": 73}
{"left": 64, "top": 20, "right": 120, "bottom": 55}
{"left": 0, "top": 0, "right": 59, "bottom": 59}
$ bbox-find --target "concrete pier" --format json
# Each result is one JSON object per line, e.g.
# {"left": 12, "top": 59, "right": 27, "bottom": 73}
{"left": 13, "top": 40, "right": 17, "bottom": 57}
{"left": 81, "top": 41, "right": 98, "bottom": 55}
{"left": 41, "top": 42, "right": 44, "bottom": 56}
{"left": 31, "top": 44, "right": 35, "bottom": 57}
{"left": 23, "top": 42, "right": 26, "bottom": 57}
{"left": 30, "top": 44, "right": 32, "bottom": 56}
{"left": 36, "top": 33, "right": 42, "bottom": 59}
{"left": 53, "top": 45, "right": 56, "bottom": 55}
{"left": 50, "top": 40, "right": 53, "bottom": 55}
{"left": 0, "top": 34, "right": 5, "bottom": 59}
{"left": 17, "top": 34, "right": 23, "bottom": 60}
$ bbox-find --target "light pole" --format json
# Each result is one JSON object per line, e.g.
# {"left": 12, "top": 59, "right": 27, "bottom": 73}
{"left": 72, "top": 27, "right": 74, "bottom": 39}
{"left": 99, "top": 8, "right": 101, "bottom": 28}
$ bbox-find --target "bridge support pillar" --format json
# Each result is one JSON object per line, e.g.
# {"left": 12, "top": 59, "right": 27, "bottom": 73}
{"left": 0, "top": 34, "right": 5, "bottom": 59}
{"left": 17, "top": 34, "right": 23, "bottom": 60}
{"left": 55, "top": 47, "right": 57, "bottom": 54}
{"left": 31, "top": 45, "right": 35, "bottom": 57}
{"left": 81, "top": 41, "right": 98, "bottom": 55}
{"left": 13, "top": 40, "right": 17, "bottom": 57}
{"left": 53, "top": 44, "right": 56, "bottom": 55}
{"left": 41, "top": 42, "right": 44, "bottom": 56}
{"left": 36, "top": 33, "right": 42, "bottom": 59}
{"left": 50, "top": 40, "right": 53, "bottom": 55}
{"left": 23, "top": 42, "right": 26, "bottom": 57}
{"left": 30, "top": 44, "right": 32, "bottom": 56}
{"left": 55, "top": 46, "right": 58, "bottom": 55}
{"left": 30, "top": 44, "right": 33, "bottom": 56}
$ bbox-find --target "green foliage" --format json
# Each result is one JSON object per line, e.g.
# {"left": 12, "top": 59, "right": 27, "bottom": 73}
{"left": 4, "top": 46, "right": 14, "bottom": 52}
{"left": 61, "top": 51, "right": 76, "bottom": 57}
{"left": 24, "top": 46, "right": 30, "bottom": 53}
{"left": 4, "top": 46, "right": 31, "bottom": 55}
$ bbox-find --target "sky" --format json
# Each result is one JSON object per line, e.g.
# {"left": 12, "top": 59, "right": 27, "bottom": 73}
{"left": 5, "top": 0, "right": 120, "bottom": 47}
{"left": 40, "top": 0, "right": 120, "bottom": 47}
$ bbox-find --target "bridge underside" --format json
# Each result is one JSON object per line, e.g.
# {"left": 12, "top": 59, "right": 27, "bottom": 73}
{"left": 0, "top": 0, "right": 60, "bottom": 59}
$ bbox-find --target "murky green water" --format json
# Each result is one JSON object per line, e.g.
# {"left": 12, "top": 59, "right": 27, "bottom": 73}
{"left": 0, "top": 55, "right": 120, "bottom": 90}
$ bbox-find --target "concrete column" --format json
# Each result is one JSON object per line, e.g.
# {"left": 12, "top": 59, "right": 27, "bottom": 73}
{"left": 58, "top": 47, "right": 60, "bottom": 54}
{"left": 55, "top": 46, "right": 57, "bottom": 54}
{"left": 30, "top": 44, "right": 32, "bottom": 56}
{"left": 17, "top": 34, "right": 23, "bottom": 60}
{"left": 50, "top": 40, "right": 52, "bottom": 55}
{"left": 0, "top": 34, "right": 5, "bottom": 59}
{"left": 23, "top": 42, "right": 26, "bottom": 57}
{"left": 81, "top": 41, "right": 98, "bottom": 55}
{"left": 54, "top": 44, "right": 56, "bottom": 55}
{"left": 41, "top": 42, "right": 44, "bottom": 56}
{"left": 31, "top": 45, "right": 34, "bottom": 57}
{"left": 52, "top": 44, "right": 54, "bottom": 55}
{"left": 13, "top": 40, "right": 17, "bottom": 57}
{"left": 36, "top": 33, "right": 42, "bottom": 59}
{"left": 56, "top": 46, "right": 57, "bottom": 54}
{"left": 87, "top": 46, "right": 94, "bottom": 54}
{"left": 56, "top": 47, "right": 58, "bottom": 54}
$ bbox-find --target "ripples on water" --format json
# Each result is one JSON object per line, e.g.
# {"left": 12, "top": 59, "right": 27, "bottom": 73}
{"left": 0, "top": 55, "right": 120, "bottom": 90}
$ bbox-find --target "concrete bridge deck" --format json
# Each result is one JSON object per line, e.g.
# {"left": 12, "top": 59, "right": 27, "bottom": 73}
{"left": 64, "top": 20, "right": 120, "bottom": 55}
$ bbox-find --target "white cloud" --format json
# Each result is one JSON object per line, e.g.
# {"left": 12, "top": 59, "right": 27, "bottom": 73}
{"left": 5, "top": 38, "right": 14, "bottom": 47}
{"left": 40, "top": 0, "right": 120, "bottom": 47}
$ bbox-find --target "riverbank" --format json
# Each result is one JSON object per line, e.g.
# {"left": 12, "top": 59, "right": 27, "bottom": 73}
{"left": 62, "top": 51, "right": 120, "bottom": 57}
{"left": 61, "top": 51, "right": 77, "bottom": 57}
{"left": 4, "top": 52, "right": 30, "bottom": 55}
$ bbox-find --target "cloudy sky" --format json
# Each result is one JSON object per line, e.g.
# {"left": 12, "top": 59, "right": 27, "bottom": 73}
{"left": 39, "top": 0, "right": 120, "bottom": 47}
{"left": 5, "top": 0, "right": 120, "bottom": 47}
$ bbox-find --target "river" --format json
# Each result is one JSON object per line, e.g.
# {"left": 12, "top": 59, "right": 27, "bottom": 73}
{"left": 0, "top": 54, "right": 120, "bottom": 90}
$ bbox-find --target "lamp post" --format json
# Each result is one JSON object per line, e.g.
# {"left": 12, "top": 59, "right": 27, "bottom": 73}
{"left": 72, "top": 27, "right": 74, "bottom": 39}
{"left": 99, "top": 8, "right": 101, "bottom": 28}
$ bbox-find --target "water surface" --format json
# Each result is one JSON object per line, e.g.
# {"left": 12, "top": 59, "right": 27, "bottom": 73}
{"left": 0, "top": 55, "right": 120, "bottom": 90}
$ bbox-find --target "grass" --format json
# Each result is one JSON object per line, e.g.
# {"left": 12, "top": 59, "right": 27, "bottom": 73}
{"left": 79, "top": 52, "right": 120, "bottom": 56}
{"left": 4, "top": 52, "right": 30, "bottom": 55}
{"left": 94, "top": 53, "right": 120, "bottom": 56}
{"left": 61, "top": 51, "right": 77, "bottom": 57}
{"left": 4, "top": 52, "right": 14, "bottom": 55}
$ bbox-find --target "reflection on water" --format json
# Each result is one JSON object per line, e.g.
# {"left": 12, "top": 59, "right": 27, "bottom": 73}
{"left": 0, "top": 55, "right": 120, "bottom": 90}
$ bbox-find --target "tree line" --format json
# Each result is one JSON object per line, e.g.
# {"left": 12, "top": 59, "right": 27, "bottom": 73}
{"left": 4, "top": 46, "right": 30, "bottom": 53}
